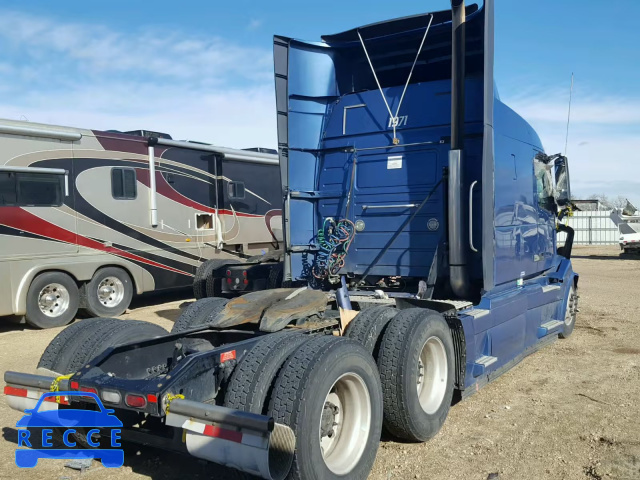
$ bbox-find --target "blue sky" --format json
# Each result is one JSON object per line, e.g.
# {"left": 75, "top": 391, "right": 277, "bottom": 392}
{"left": 0, "top": 0, "right": 638, "bottom": 205}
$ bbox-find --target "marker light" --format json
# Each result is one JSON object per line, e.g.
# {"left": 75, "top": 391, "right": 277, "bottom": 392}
{"left": 125, "top": 394, "right": 147, "bottom": 408}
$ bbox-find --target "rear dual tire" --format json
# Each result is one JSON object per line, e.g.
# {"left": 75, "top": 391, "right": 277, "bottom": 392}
{"left": 194, "top": 259, "right": 240, "bottom": 300}
{"left": 38, "top": 318, "right": 167, "bottom": 374}
{"left": 224, "top": 333, "right": 383, "bottom": 480}
{"left": 268, "top": 336, "right": 383, "bottom": 480}
{"left": 170, "top": 297, "right": 229, "bottom": 333}
{"left": 377, "top": 309, "right": 455, "bottom": 442}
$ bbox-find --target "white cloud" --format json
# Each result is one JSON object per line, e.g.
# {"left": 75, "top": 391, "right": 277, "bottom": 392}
{"left": 0, "top": 10, "right": 277, "bottom": 149}
{"left": 247, "top": 19, "right": 264, "bottom": 30}
{"left": 0, "top": 11, "right": 272, "bottom": 83}
{"left": 502, "top": 86, "right": 640, "bottom": 206}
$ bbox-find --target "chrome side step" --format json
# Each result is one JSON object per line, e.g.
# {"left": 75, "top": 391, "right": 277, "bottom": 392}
{"left": 538, "top": 320, "right": 564, "bottom": 338}
{"left": 472, "top": 355, "right": 498, "bottom": 377}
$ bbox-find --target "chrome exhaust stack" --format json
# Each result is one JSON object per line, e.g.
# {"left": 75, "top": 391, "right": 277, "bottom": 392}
{"left": 166, "top": 399, "right": 295, "bottom": 480}
{"left": 448, "top": 0, "right": 472, "bottom": 298}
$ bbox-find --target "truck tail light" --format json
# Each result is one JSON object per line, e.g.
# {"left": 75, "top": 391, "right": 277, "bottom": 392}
{"left": 70, "top": 381, "right": 79, "bottom": 390}
{"left": 80, "top": 386, "right": 98, "bottom": 395}
{"left": 125, "top": 394, "right": 147, "bottom": 408}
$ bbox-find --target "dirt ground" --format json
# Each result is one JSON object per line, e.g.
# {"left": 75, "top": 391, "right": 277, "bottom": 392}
{"left": 1, "top": 245, "right": 639, "bottom": 480}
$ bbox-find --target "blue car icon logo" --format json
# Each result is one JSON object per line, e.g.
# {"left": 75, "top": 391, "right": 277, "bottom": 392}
{"left": 15, "top": 391, "right": 124, "bottom": 468}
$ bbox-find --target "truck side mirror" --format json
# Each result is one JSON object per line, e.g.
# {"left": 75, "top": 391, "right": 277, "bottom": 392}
{"left": 554, "top": 156, "right": 571, "bottom": 207}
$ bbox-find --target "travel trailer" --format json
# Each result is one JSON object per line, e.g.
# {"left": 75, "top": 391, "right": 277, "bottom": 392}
{"left": 0, "top": 119, "right": 282, "bottom": 328}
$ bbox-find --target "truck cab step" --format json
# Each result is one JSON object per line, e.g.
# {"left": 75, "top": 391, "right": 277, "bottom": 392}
{"left": 472, "top": 355, "right": 498, "bottom": 377}
{"left": 537, "top": 320, "right": 564, "bottom": 338}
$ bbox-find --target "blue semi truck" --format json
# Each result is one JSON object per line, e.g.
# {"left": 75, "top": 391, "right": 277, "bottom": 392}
{"left": 4, "top": 2, "right": 578, "bottom": 479}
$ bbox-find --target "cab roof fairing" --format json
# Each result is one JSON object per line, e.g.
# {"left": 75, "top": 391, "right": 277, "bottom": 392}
{"left": 283, "top": 4, "right": 486, "bottom": 98}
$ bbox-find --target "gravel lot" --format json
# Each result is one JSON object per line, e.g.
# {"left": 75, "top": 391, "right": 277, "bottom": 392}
{"left": 1, "top": 245, "right": 639, "bottom": 480}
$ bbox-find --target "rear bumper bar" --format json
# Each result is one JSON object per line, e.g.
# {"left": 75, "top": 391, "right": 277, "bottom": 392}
{"left": 4, "top": 371, "right": 69, "bottom": 412}
{"left": 4, "top": 371, "right": 295, "bottom": 480}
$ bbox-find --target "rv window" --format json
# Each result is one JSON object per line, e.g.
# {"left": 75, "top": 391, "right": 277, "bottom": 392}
{"left": 16, "top": 173, "right": 64, "bottom": 206}
{"left": 227, "top": 181, "right": 245, "bottom": 200}
{"left": 0, "top": 172, "right": 63, "bottom": 207}
{"left": 112, "top": 168, "right": 137, "bottom": 200}
{"left": 0, "top": 172, "right": 18, "bottom": 205}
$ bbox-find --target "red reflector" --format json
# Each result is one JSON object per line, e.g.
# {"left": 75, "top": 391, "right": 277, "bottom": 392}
{"left": 227, "top": 278, "right": 232, "bottom": 284}
{"left": 203, "top": 424, "right": 243, "bottom": 443}
{"left": 243, "top": 279, "right": 249, "bottom": 285}
{"left": 147, "top": 394, "right": 158, "bottom": 404}
{"left": 80, "top": 387, "right": 97, "bottom": 395}
{"left": 44, "top": 395, "right": 65, "bottom": 404}
{"left": 226, "top": 270, "right": 231, "bottom": 276}
{"left": 70, "top": 381, "right": 79, "bottom": 390}
{"left": 220, "top": 350, "right": 236, "bottom": 363}
{"left": 242, "top": 270, "right": 247, "bottom": 277}
{"left": 125, "top": 394, "right": 147, "bottom": 408}
{"left": 4, "top": 386, "right": 27, "bottom": 397}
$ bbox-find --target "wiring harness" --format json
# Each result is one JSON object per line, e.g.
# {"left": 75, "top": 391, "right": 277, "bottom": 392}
{"left": 312, "top": 218, "right": 356, "bottom": 280}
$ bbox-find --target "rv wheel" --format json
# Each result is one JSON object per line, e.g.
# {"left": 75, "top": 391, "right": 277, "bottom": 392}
{"left": 25, "top": 272, "right": 80, "bottom": 329}
{"left": 80, "top": 267, "right": 133, "bottom": 318}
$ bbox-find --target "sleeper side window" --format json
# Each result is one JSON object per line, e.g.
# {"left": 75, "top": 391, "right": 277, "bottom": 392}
{"left": 112, "top": 168, "right": 137, "bottom": 200}
{"left": 0, "top": 172, "right": 64, "bottom": 207}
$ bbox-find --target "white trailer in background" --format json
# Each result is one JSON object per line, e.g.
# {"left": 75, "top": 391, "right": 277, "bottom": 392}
{"left": 612, "top": 209, "right": 640, "bottom": 254}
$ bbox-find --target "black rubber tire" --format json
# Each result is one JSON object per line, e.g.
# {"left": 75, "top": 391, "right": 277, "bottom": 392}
{"left": 377, "top": 308, "right": 455, "bottom": 442}
{"left": 266, "top": 263, "right": 284, "bottom": 289}
{"left": 79, "top": 267, "right": 133, "bottom": 318}
{"left": 171, "top": 297, "right": 229, "bottom": 333}
{"left": 204, "top": 259, "right": 242, "bottom": 298}
{"left": 194, "top": 260, "right": 217, "bottom": 300}
{"left": 193, "top": 259, "right": 240, "bottom": 300}
{"left": 224, "top": 331, "right": 309, "bottom": 414}
{"left": 559, "top": 285, "right": 578, "bottom": 339}
{"left": 38, "top": 317, "right": 109, "bottom": 372}
{"left": 344, "top": 306, "right": 397, "bottom": 358}
{"left": 25, "top": 271, "right": 80, "bottom": 329}
{"left": 37, "top": 318, "right": 167, "bottom": 374}
{"left": 268, "top": 336, "right": 383, "bottom": 480}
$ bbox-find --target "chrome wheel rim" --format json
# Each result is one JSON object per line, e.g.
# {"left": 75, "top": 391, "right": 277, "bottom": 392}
{"left": 417, "top": 336, "right": 448, "bottom": 415}
{"left": 97, "top": 277, "right": 125, "bottom": 308}
{"left": 38, "top": 283, "right": 70, "bottom": 318}
{"left": 565, "top": 287, "right": 576, "bottom": 326}
{"left": 319, "top": 373, "right": 371, "bottom": 475}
